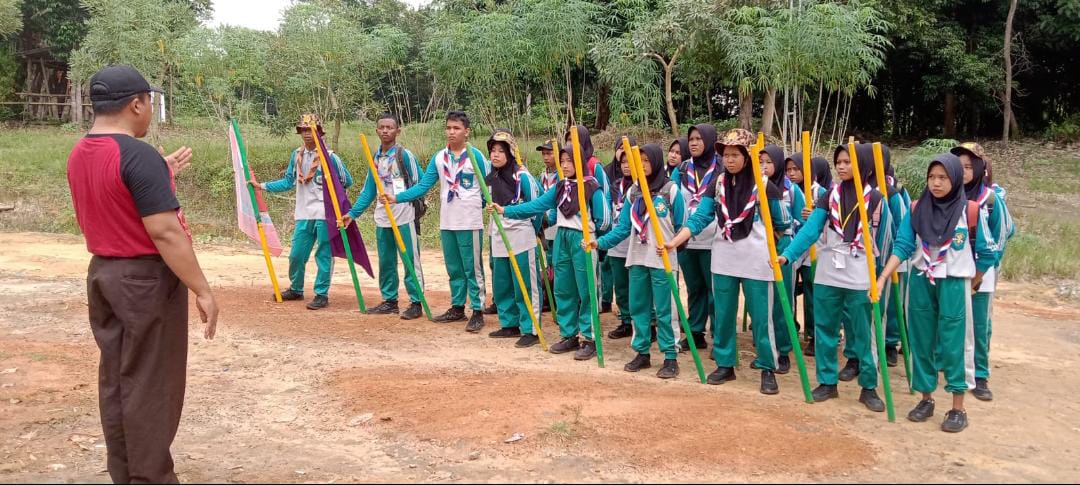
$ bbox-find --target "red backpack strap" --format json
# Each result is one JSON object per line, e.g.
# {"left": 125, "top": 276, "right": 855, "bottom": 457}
{"left": 967, "top": 201, "right": 979, "bottom": 231}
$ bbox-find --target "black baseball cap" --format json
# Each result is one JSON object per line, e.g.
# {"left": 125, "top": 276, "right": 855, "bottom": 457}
{"left": 89, "top": 65, "right": 163, "bottom": 102}
{"left": 535, "top": 141, "right": 554, "bottom": 152}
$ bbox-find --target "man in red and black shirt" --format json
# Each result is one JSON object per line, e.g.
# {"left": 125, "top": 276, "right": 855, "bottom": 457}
{"left": 67, "top": 65, "right": 220, "bottom": 484}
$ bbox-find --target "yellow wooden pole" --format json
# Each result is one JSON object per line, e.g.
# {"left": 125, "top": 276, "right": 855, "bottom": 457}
{"left": 801, "top": 131, "right": 816, "bottom": 263}
{"left": 570, "top": 128, "right": 604, "bottom": 367}
{"left": 872, "top": 142, "right": 914, "bottom": 392}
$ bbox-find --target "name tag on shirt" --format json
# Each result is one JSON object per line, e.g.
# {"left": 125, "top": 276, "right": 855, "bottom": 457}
{"left": 392, "top": 178, "right": 406, "bottom": 194}
{"left": 832, "top": 252, "right": 846, "bottom": 269}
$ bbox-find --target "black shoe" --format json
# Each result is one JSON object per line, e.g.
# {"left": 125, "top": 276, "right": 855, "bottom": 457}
{"left": 657, "top": 359, "right": 679, "bottom": 379}
{"left": 483, "top": 303, "right": 498, "bottom": 315}
{"left": 401, "top": 302, "right": 423, "bottom": 320}
{"left": 550, "top": 336, "right": 580, "bottom": 354}
{"left": 465, "top": 311, "right": 485, "bottom": 333}
{"left": 679, "top": 332, "right": 709, "bottom": 351}
{"left": 812, "top": 384, "right": 839, "bottom": 402}
{"left": 907, "top": 399, "right": 936, "bottom": 423}
{"left": 608, "top": 324, "right": 633, "bottom": 340}
{"left": 941, "top": 409, "right": 969, "bottom": 433}
{"left": 972, "top": 378, "right": 994, "bottom": 401}
{"left": 859, "top": 388, "right": 886, "bottom": 413}
{"left": 624, "top": 354, "right": 652, "bottom": 372}
{"left": 306, "top": 295, "right": 328, "bottom": 310}
{"left": 803, "top": 338, "right": 815, "bottom": 357}
{"left": 515, "top": 334, "right": 540, "bottom": 348}
{"left": 489, "top": 327, "right": 521, "bottom": 338}
{"left": 886, "top": 347, "right": 899, "bottom": 367}
{"left": 776, "top": 354, "right": 791, "bottom": 375}
{"left": 574, "top": 340, "right": 597, "bottom": 361}
{"left": 433, "top": 306, "right": 467, "bottom": 323}
{"left": 369, "top": 300, "right": 399, "bottom": 315}
{"left": 600, "top": 302, "right": 613, "bottom": 314}
{"left": 279, "top": 289, "right": 304, "bottom": 301}
{"left": 838, "top": 359, "right": 860, "bottom": 382}
{"left": 760, "top": 370, "right": 779, "bottom": 395}
{"left": 707, "top": 366, "right": 736, "bottom": 385}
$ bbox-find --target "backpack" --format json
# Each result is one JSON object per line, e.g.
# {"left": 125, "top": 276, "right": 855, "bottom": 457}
{"left": 394, "top": 145, "right": 428, "bottom": 223}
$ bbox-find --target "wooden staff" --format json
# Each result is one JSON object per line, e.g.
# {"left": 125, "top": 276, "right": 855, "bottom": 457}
{"left": 570, "top": 128, "right": 604, "bottom": 367}
{"left": 872, "top": 142, "right": 913, "bottom": 393}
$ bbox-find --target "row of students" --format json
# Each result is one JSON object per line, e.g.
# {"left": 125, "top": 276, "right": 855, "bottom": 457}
{"left": 260, "top": 112, "right": 1013, "bottom": 432}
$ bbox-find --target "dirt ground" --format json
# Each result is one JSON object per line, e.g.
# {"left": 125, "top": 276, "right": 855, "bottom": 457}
{"left": 1, "top": 231, "right": 1078, "bottom": 483}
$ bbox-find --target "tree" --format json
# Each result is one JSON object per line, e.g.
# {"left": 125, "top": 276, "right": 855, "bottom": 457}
{"left": 1002, "top": 0, "right": 1018, "bottom": 143}
{"left": 1, "top": 0, "right": 23, "bottom": 38}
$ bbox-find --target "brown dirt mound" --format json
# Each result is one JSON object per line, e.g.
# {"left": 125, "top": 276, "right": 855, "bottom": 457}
{"left": 328, "top": 366, "right": 875, "bottom": 476}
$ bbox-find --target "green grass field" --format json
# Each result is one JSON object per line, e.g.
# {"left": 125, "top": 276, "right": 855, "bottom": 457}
{"left": 1, "top": 119, "right": 1077, "bottom": 284}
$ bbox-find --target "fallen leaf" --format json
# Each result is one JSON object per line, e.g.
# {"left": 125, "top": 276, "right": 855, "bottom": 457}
{"left": 504, "top": 432, "right": 525, "bottom": 443}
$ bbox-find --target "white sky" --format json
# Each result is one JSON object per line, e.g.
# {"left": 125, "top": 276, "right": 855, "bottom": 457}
{"left": 209, "top": 0, "right": 431, "bottom": 31}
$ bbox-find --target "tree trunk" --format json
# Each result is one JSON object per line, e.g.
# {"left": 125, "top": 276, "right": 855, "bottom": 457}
{"left": 328, "top": 85, "right": 341, "bottom": 150}
{"left": 761, "top": 87, "right": 777, "bottom": 138}
{"left": 594, "top": 82, "right": 611, "bottom": 131}
{"left": 1002, "top": 0, "right": 1019, "bottom": 143}
{"left": 663, "top": 61, "right": 678, "bottom": 135}
{"left": 943, "top": 91, "right": 957, "bottom": 138}
{"left": 706, "top": 87, "right": 713, "bottom": 121}
{"left": 738, "top": 88, "right": 753, "bottom": 130}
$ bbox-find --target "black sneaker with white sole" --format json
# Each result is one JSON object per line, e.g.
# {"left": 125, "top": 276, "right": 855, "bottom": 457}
{"left": 465, "top": 311, "right": 485, "bottom": 333}
{"left": 433, "top": 306, "right": 467, "bottom": 323}
{"left": 306, "top": 295, "right": 328, "bottom": 310}
{"left": 401, "top": 302, "right": 423, "bottom": 320}
{"left": 941, "top": 409, "right": 968, "bottom": 433}
{"left": 624, "top": 354, "right": 651, "bottom": 372}
{"left": 907, "top": 399, "right": 936, "bottom": 422}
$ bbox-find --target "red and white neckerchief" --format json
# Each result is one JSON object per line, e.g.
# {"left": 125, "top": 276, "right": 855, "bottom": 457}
{"left": 440, "top": 147, "right": 469, "bottom": 202}
{"left": 919, "top": 239, "right": 950, "bottom": 285}
{"left": 509, "top": 166, "right": 525, "bottom": 204}
{"left": 716, "top": 173, "right": 758, "bottom": 241}
{"left": 296, "top": 148, "right": 319, "bottom": 185}
{"left": 630, "top": 191, "right": 650, "bottom": 244}
{"left": 558, "top": 176, "right": 597, "bottom": 215}
{"left": 683, "top": 156, "right": 717, "bottom": 207}
{"left": 828, "top": 184, "right": 873, "bottom": 256}
{"left": 612, "top": 178, "right": 631, "bottom": 213}
{"left": 541, "top": 170, "right": 559, "bottom": 191}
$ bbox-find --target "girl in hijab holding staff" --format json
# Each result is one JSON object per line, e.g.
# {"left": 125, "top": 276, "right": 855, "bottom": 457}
{"left": 877, "top": 153, "right": 997, "bottom": 433}
{"left": 759, "top": 143, "right": 805, "bottom": 374}
{"left": 667, "top": 137, "right": 690, "bottom": 176}
{"left": 785, "top": 153, "right": 832, "bottom": 355}
{"left": 665, "top": 128, "right": 791, "bottom": 395}
{"left": 777, "top": 144, "right": 890, "bottom": 413}
{"left": 669, "top": 124, "right": 719, "bottom": 352}
{"left": 590, "top": 144, "right": 687, "bottom": 379}
{"left": 603, "top": 137, "right": 638, "bottom": 340}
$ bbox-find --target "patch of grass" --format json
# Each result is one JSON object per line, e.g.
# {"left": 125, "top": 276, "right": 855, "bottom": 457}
{"left": 1026, "top": 176, "right": 1073, "bottom": 194}
{"left": 1000, "top": 216, "right": 1080, "bottom": 282}
{"left": 26, "top": 352, "right": 46, "bottom": 362}
{"left": 0, "top": 350, "right": 8, "bottom": 360}
{"left": 542, "top": 403, "right": 584, "bottom": 442}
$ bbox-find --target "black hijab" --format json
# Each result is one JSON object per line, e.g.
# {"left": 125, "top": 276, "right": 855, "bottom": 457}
{"left": 689, "top": 124, "right": 718, "bottom": 171}
{"left": 486, "top": 131, "right": 520, "bottom": 206}
{"left": 811, "top": 156, "right": 832, "bottom": 189}
{"left": 818, "top": 144, "right": 881, "bottom": 243}
{"left": 912, "top": 153, "right": 967, "bottom": 247}
{"left": 608, "top": 136, "right": 636, "bottom": 206}
{"left": 564, "top": 124, "right": 594, "bottom": 161}
{"left": 639, "top": 143, "right": 669, "bottom": 195}
{"left": 761, "top": 144, "right": 787, "bottom": 189}
{"left": 557, "top": 142, "right": 599, "bottom": 218}
{"left": 715, "top": 138, "right": 781, "bottom": 241}
{"left": 669, "top": 137, "right": 690, "bottom": 176}
{"left": 961, "top": 153, "right": 987, "bottom": 200}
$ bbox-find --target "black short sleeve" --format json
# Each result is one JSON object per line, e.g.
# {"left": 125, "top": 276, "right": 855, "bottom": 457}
{"left": 116, "top": 135, "right": 181, "bottom": 217}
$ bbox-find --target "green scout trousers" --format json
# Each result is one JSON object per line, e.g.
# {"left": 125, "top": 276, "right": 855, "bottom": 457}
{"left": 813, "top": 284, "right": 879, "bottom": 390}
{"left": 797, "top": 264, "right": 815, "bottom": 339}
{"left": 906, "top": 272, "right": 976, "bottom": 394}
{"left": 553, "top": 228, "right": 598, "bottom": 340}
{"left": 771, "top": 237, "right": 795, "bottom": 354}
{"left": 440, "top": 229, "right": 485, "bottom": 311}
{"left": 678, "top": 248, "right": 713, "bottom": 335}
{"left": 289, "top": 219, "right": 333, "bottom": 296}
{"left": 972, "top": 291, "right": 993, "bottom": 380}
{"left": 492, "top": 248, "right": 541, "bottom": 335}
{"left": 600, "top": 253, "right": 613, "bottom": 305}
{"left": 376, "top": 222, "right": 424, "bottom": 304}
{"left": 712, "top": 274, "right": 778, "bottom": 370}
{"left": 629, "top": 265, "right": 679, "bottom": 359}
{"left": 608, "top": 256, "right": 632, "bottom": 325}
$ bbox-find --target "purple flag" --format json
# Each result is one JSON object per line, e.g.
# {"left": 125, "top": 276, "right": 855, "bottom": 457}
{"left": 314, "top": 131, "right": 374, "bottom": 278}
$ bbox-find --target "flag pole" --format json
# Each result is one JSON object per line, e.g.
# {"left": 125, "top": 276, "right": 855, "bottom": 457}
{"left": 359, "top": 133, "right": 432, "bottom": 320}
{"left": 624, "top": 137, "right": 707, "bottom": 383}
{"left": 749, "top": 134, "right": 813, "bottom": 403}
{"left": 464, "top": 144, "right": 549, "bottom": 351}
{"left": 569, "top": 128, "right": 604, "bottom": 368}
{"left": 309, "top": 123, "right": 367, "bottom": 314}
{"left": 849, "top": 142, "right": 896, "bottom": 422}
{"left": 871, "top": 142, "right": 913, "bottom": 393}
{"left": 233, "top": 119, "right": 282, "bottom": 303}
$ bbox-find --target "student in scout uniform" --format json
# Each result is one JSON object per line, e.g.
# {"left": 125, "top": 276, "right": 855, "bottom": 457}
{"left": 493, "top": 144, "right": 612, "bottom": 361}
{"left": 785, "top": 153, "right": 832, "bottom": 356}
{"left": 952, "top": 142, "right": 1014, "bottom": 401}
{"left": 258, "top": 114, "right": 353, "bottom": 310}
{"left": 758, "top": 143, "right": 805, "bottom": 374}
{"left": 669, "top": 124, "right": 719, "bottom": 351}
{"left": 604, "top": 138, "right": 637, "bottom": 340}
{"left": 665, "top": 128, "right": 791, "bottom": 395}
{"left": 386, "top": 110, "right": 491, "bottom": 332}
{"left": 863, "top": 144, "right": 908, "bottom": 368}
{"left": 776, "top": 143, "right": 889, "bottom": 412}
{"left": 564, "top": 125, "right": 612, "bottom": 315}
{"left": 537, "top": 141, "right": 560, "bottom": 310}
{"left": 667, "top": 137, "right": 689, "bottom": 176}
{"left": 591, "top": 144, "right": 687, "bottom": 378}
{"left": 340, "top": 113, "right": 425, "bottom": 320}
{"left": 484, "top": 129, "right": 543, "bottom": 348}
{"left": 877, "top": 153, "right": 997, "bottom": 433}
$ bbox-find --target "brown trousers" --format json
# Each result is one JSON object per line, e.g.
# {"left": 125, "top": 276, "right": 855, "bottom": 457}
{"left": 88, "top": 255, "right": 188, "bottom": 484}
